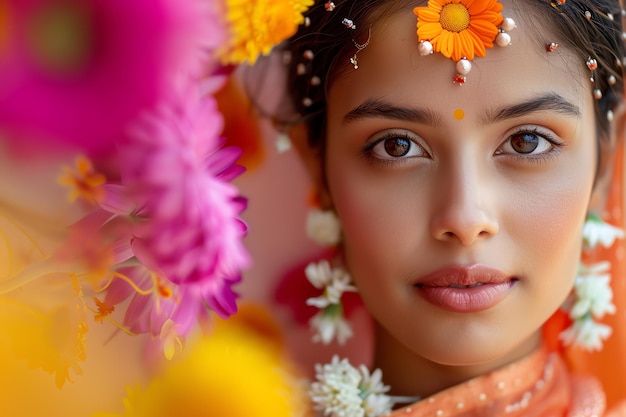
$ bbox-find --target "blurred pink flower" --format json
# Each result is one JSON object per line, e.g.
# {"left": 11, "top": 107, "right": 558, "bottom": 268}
{"left": 94, "top": 84, "right": 249, "bottom": 351}
{"left": 104, "top": 264, "right": 240, "bottom": 336}
{"left": 0, "top": 0, "right": 223, "bottom": 156}
{"left": 119, "top": 86, "right": 249, "bottom": 289}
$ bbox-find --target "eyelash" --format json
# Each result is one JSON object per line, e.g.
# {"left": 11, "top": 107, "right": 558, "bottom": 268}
{"left": 361, "top": 132, "right": 427, "bottom": 167}
{"left": 495, "top": 127, "right": 565, "bottom": 164}
{"left": 360, "top": 127, "right": 565, "bottom": 167}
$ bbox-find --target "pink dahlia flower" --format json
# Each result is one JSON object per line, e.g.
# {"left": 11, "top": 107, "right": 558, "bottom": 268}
{"left": 0, "top": 0, "right": 222, "bottom": 156}
{"left": 103, "top": 84, "right": 249, "bottom": 320}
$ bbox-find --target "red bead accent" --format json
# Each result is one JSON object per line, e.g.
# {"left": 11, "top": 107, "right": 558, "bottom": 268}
{"left": 545, "top": 42, "right": 559, "bottom": 52}
{"left": 453, "top": 74, "right": 466, "bottom": 85}
{"left": 587, "top": 58, "right": 598, "bottom": 71}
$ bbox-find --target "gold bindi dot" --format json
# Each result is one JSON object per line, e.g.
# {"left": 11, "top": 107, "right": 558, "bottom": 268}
{"left": 453, "top": 108, "right": 465, "bottom": 120}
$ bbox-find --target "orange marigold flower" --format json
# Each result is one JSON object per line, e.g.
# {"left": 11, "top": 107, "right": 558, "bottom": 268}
{"left": 57, "top": 155, "right": 106, "bottom": 204}
{"left": 220, "top": 0, "right": 313, "bottom": 64}
{"left": 415, "top": 0, "right": 504, "bottom": 62}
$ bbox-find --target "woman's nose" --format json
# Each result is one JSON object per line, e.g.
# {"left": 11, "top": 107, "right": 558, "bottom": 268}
{"left": 429, "top": 161, "right": 499, "bottom": 247}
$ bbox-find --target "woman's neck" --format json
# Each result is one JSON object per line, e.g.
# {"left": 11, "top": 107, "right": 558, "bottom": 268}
{"left": 372, "top": 322, "right": 542, "bottom": 400}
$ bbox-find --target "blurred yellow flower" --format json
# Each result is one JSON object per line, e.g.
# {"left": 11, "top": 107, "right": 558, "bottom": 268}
{"left": 0, "top": 275, "right": 89, "bottom": 389}
{"left": 95, "top": 303, "right": 312, "bottom": 417}
{"left": 220, "top": 0, "right": 313, "bottom": 64}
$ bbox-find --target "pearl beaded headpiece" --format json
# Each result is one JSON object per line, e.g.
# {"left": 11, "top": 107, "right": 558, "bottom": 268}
{"left": 413, "top": 0, "right": 516, "bottom": 85}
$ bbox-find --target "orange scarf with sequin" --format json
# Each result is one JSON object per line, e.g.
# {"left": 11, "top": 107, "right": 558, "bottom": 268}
{"left": 388, "top": 346, "right": 626, "bottom": 417}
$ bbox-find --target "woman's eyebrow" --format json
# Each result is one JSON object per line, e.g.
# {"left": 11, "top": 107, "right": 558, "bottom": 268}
{"left": 343, "top": 98, "right": 443, "bottom": 126}
{"left": 342, "top": 93, "right": 580, "bottom": 126}
{"left": 482, "top": 92, "right": 581, "bottom": 125}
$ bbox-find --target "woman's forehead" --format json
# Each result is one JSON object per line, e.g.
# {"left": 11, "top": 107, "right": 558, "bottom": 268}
{"left": 328, "top": 4, "right": 591, "bottom": 119}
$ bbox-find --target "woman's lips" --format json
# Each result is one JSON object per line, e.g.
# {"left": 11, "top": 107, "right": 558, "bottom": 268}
{"left": 414, "top": 264, "right": 517, "bottom": 313}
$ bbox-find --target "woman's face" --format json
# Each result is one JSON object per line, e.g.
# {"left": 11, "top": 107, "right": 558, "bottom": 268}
{"left": 324, "top": 5, "right": 597, "bottom": 367}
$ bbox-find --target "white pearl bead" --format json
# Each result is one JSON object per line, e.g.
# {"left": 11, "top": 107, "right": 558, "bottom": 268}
{"left": 501, "top": 17, "right": 516, "bottom": 31}
{"left": 418, "top": 41, "right": 433, "bottom": 56}
{"left": 594, "top": 88, "right": 603, "bottom": 99}
{"left": 456, "top": 59, "right": 472, "bottom": 75}
{"left": 496, "top": 32, "right": 511, "bottom": 47}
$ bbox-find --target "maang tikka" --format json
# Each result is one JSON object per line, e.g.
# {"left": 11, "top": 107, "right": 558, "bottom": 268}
{"left": 413, "top": 0, "right": 516, "bottom": 85}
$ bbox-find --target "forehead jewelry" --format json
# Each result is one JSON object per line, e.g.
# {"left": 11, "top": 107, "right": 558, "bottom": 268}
{"left": 414, "top": 0, "right": 516, "bottom": 85}
{"left": 350, "top": 27, "right": 372, "bottom": 70}
{"left": 586, "top": 57, "right": 604, "bottom": 100}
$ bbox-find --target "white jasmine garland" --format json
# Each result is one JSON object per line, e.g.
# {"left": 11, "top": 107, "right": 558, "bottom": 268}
{"left": 560, "top": 261, "right": 617, "bottom": 351}
{"left": 306, "top": 269, "right": 357, "bottom": 308}
{"left": 306, "top": 209, "right": 342, "bottom": 246}
{"left": 310, "top": 305, "right": 354, "bottom": 345}
{"left": 305, "top": 260, "right": 339, "bottom": 289}
{"left": 305, "top": 260, "right": 357, "bottom": 345}
{"left": 582, "top": 212, "right": 625, "bottom": 249}
{"left": 559, "top": 317, "right": 612, "bottom": 352}
{"left": 569, "top": 262, "right": 616, "bottom": 319}
{"left": 309, "top": 356, "right": 393, "bottom": 417}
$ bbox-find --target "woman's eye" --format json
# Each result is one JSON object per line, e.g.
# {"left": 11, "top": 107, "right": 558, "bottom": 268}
{"left": 497, "top": 131, "right": 554, "bottom": 156}
{"left": 370, "top": 136, "right": 426, "bottom": 159}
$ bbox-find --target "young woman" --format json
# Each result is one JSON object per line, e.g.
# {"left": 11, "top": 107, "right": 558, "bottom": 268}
{"left": 272, "top": 0, "right": 626, "bottom": 415}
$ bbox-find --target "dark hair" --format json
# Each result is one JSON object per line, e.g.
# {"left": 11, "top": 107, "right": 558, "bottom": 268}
{"left": 278, "top": 0, "right": 625, "bottom": 148}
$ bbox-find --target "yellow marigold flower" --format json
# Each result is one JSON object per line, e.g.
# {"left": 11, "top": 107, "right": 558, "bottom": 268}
{"left": 415, "top": 0, "right": 503, "bottom": 62}
{"left": 220, "top": 0, "right": 313, "bottom": 64}
{"left": 58, "top": 155, "right": 106, "bottom": 204}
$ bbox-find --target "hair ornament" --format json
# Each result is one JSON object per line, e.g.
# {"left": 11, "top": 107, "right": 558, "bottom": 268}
{"left": 342, "top": 17, "right": 356, "bottom": 29}
{"left": 349, "top": 27, "right": 372, "bottom": 69}
{"left": 587, "top": 57, "right": 598, "bottom": 71}
{"left": 546, "top": 42, "right": 559, "bottom": 52}
{"left": 413, "top": 0, "right": 515, "bottom": 85}
{"left": 586, "top": 56, "right": 602, "bottom": 99}
{"left": 325, "top": 1, "right": 335, "bottom": 12}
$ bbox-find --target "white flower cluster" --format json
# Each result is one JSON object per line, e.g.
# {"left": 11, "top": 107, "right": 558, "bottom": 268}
{"left": 309, "top": 356, "right": 392, "bottom": 417}
{"left": 306, "top": 209, "right": 342, "bottom": 246}
{"left": 560, "top": 262, "right": 616, "bottom": 351}
{"left": 306, "top": 260, "right": 357, "bottom": 345}
{"left": 560, "top": 214, "right": 623, "bottom": 351}
{"left": 582, "top": 213, "right": 625, "bottom": 250}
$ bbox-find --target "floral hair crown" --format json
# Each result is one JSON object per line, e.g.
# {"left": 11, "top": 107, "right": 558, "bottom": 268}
{"left": 413, "top": 0, "right": 516, "bottom": 85}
